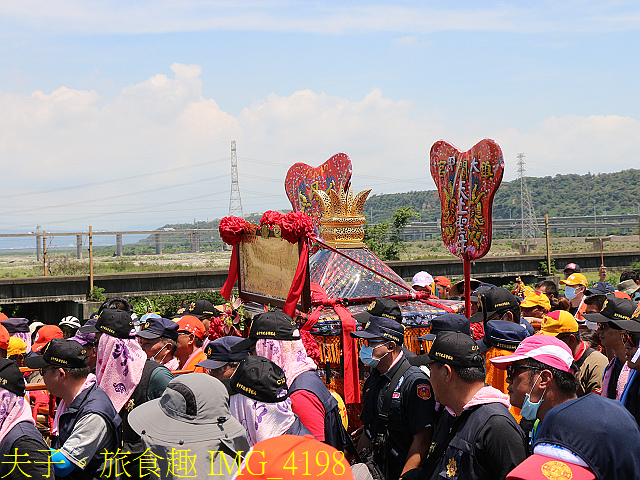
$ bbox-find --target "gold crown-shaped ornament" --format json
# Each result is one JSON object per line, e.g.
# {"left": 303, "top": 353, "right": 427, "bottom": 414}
{"left": 313, "top": 184, "right": 371, "bottom": 248}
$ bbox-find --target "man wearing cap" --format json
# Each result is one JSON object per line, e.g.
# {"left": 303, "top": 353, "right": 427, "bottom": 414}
{"left": 174, "top": 299, "right": 217, "bottom": 346}
{"left": 584, "top": 294, "right": 636, "bottom": 399}
{"left": 32, "top": 324, "right": 63, "bottom": 353}
{"left": 434, "top": 276, "right": 451, "bottom": 299}
{"left": 519, "top": 291, "right": 550, "bottom": 325}
{"left": 539, "top": 310, "right": 608, "bottom": 396}
{"left": 407, "top": 331, "right": 527, "bottom": 480}
{"left": 491, "top": 335, "right": 579, "bottom": 448}
{"left": 1, "top": 318, "right": 32, "bottom": 354}
{"left": 412, "top": 271, "right": 435, "bottom": 296}
{"left": 616, "top": 315, "right": 640, "bottom": 424}
{"left": 136, "top": 316, "right": 180, "bottom": 371}
{"left": 563, "top": 262, "right": 580, "bottom": 279}
{"left": 81, "top": 308, "right": 170, "bottom": 479}
{"left": 354, "top": 297, "right": 416, "bottom": 358}
{"left": 477, "top": 319, "right": 529, "bottom": 421}
{"left": 418, "top": 313, "right": 471, "bottom": 344}
{"left": 129, "top": 373, "right": 250, "bottom": 480}
{"left": 69, "top": 319, "right": 99, "bottom": 371}
{"left": 25, "top": 338, "right": 122, "bottom": 479}
{"left": 228, "top": 356, "right": 312, "bottom": 444}
{"left": 0, "top": 358, "right": 49, "bottom": 480}
{"left": 197, "top": 336, "right": 248, "bottom": 379}
{"left": 352, "top": 316, "right": 435, "bottom": 480}
{"left": 175, "top": 315, "right": 207, "bottom": 372}
{"left": 560, "top": 273, "right": 588, "bottom": 320}
{"left": 470, "top": 287, "right": 535, "bottom": 336}
{"left": 618, "top": 278, "right": 640, "bottom": 301}
{"left": 232, "top": 311, "right": 349, "bottom": 451}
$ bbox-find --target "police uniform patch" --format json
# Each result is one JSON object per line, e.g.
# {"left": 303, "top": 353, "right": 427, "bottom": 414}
{"left": 417, "top": 384, "right": 431, "bottom": 400}
{"left": 446, "top": 458, "right": 457, "bottom": 477}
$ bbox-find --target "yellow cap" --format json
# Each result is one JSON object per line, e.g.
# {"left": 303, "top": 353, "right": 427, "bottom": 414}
{"left": 7, "top": 337, "right": 27, "bottom": 357}
{"left": 560, "top": 273, "right": 588, "bottom": 287}
{"left": 520, "top": 291, "right": 551, "bottom": 311}
{"left": 539, "top": 310, "right": 579, "bottom": 336}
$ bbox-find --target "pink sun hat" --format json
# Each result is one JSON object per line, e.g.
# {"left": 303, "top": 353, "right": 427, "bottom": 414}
{"left": 489, "top": 335, "right": 574, "bottom": 373}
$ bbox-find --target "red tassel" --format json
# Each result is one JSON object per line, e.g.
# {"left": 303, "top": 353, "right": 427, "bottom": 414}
{"left": 283, "top": 241, "right": 309, "bottom": 317}
{"left": 220, "top": 244, "right": 238, "bottom": 300}
{"left": 335, "top": 305, "right": 360, "bottom": 404}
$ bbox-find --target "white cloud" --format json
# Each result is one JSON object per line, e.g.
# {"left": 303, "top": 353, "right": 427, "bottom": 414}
{"left": 0, "top": 63, "right": 639, "bottom": 231}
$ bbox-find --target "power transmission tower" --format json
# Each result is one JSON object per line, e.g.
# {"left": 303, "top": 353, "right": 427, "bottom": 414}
{"left": 517, "top": 153, "right": 539, "bottom": 241}
{"left": 228, "top": 140, "right": 244, "bottom": 218}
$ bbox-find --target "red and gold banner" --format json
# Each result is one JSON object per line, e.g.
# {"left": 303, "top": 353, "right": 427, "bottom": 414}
{"left": 430, "top": 139, "right": 504, "bottom": 261}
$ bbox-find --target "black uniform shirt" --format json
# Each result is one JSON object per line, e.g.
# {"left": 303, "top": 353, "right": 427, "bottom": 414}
{"left": 361, "top": 356, "right": 435, "bottom": 480}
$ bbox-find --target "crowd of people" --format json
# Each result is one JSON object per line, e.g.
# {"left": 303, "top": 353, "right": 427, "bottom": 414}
{"left": 0, "top": 262, "right": 640, "bottom": 479}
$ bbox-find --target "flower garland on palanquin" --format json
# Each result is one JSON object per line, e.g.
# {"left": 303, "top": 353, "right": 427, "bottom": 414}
{"left": 219, "top": 210, "right": 314, "bottom": 316}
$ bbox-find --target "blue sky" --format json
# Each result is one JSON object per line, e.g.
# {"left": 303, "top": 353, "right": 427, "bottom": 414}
{"left": 1, "top": 1, "right": 639, "bottom": 234}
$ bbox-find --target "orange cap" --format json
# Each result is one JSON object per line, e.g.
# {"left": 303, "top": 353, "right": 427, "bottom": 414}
{"left": 0, "top": 324, "right": 9, "bottom": 350}
{"left": 176, "top": 315, "right": 205, "bottom": 340}
{"left": 32, "top": 325, "right": 63, "bottom": 352}
{"left": 434, "top": 276, "right": 452, "bottom": 288}
{"left": 539, "top": 310, "right": 579, "bottom": 336}
{"left": 239, "top": 435, "right": 355, "bottom": 480}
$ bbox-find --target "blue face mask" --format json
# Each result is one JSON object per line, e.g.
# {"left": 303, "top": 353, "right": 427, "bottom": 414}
{"left": 520, "top": 374, "right": 546, "bottom": 421}
{"left": 359, "top": 343, "right": 389, "bottom": 368}
{"left": 564, "top": 286, "right": 577, "bottom": 301}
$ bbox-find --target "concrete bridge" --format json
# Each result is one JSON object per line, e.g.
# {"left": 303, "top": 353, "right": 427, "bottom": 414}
{"left": 1, "top": 250, "right": 638, "bottom": 323}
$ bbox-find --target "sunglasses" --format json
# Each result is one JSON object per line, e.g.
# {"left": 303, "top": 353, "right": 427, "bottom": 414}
{"left": 506, "top": 364, "right": 541, "bottom": 379}
{"left": 622, "top": 332, "right": 640, "bottom": 348}
{"left": 364, "top": 339, "right": 389, "bottom": 348}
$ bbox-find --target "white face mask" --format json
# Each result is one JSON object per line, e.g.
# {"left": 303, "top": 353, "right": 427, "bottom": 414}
{"left": 519, "top": 373, "right": 546, "bottom": 421}
{"left": 151, "top": 343, "right": 169, "bottom": 363}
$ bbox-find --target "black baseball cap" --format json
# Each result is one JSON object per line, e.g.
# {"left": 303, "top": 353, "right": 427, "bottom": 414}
{"left": 564, "top": 262, "right": 580, "bottom": 273}
{"left": 79, "top": 308, "right": 134, "bottom": 339}
{"left": 350, "top": 315, "right": 404, "bottom": 345}
{"left": 230, "top": 356, "right": 289, "bottom": 403}
{"left": 469, "top": 287, "right": 519, "bottom": 323}
{"left": 1, "top": 318, "right": 30, "bottom": 334}
{"left": 231, "top": 311, "right": 300, "bottom": 353}
{"left": 476, "top": 319, "right": 529, "bottom": 353}
{"left": 418, "top": 313, "right": 470, "bottom": 341}
{"left": 25, "top": 338, "right": 88, "bottom": 370}
{"left": 583, "top": 294, "right": 636, "bottom": 326}
{"left": 470, "top": 284, "right": 495, "bottom": 303}
{"left": 136, "top": 317, "right": 179, "bottom": 341}
{"left": 353, "top": 297, "right": 402, "bottom": 324}
{"left": 417, "top": 331, "right": 484, "bottom": 368}
{"left": 0, "top": 358, "right": 25, "bottom": 396}
{"left": 197, "top": 336, "right": 250, "bottom": 370}
{"left": 173, "top": 299, "right": 216, "bottom": 319}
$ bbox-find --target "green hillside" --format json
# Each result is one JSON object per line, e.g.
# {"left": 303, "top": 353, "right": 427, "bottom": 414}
{"left": 364, "top": 168, "right": 640, "bottom": 224}
{"left": 118, "top": 168, "right": 639, "bottom": 253}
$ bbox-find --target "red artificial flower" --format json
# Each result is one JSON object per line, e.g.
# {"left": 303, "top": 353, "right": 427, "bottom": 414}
{"left": 207, "top": 316, "right": 227, "bottom": 341}
{"left": 219, "top": 216, "right": 250, "bottom": 246}
{"left": 300, "top": 330, "right": 321, "bottom": 366}
{"left": 278, "top": 211, "right": 314, "bottom": 243}
{"left": 260, "top": 210, "right": 284, "bottom": 226}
